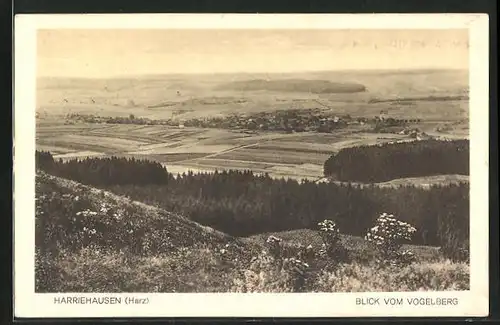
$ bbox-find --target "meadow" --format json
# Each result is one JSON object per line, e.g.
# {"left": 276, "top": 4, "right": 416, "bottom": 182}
{"left": 35, "top": 171, "right": 469, "bottom": 293}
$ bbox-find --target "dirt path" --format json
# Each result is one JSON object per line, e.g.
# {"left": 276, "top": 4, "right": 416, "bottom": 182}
{"left": 172, "top": 132, "right": 305, "bottom": 164}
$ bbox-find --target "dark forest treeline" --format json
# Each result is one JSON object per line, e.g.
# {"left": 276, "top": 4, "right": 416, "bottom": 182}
{"left": 36, "top": 151, "right": 469, "bottom": 255}
{"left": 36, "top": 151, "right": 172, "bottom": 186}
{"left": 324, "top": 139, "right": 469, "bottom": 183}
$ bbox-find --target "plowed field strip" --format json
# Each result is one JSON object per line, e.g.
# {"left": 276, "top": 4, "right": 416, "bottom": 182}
{"left": 79, "top": 131, "right": 164, "bottom": 145}
{"left": 158, "top": 130, "right": 204, "bottom": 140}
{"left": 199, "top": 158, "right": 293, "bottom": 167}
{"left": 246, "top": 145, "right": 334, "bottom": 155}
{"left": 36, "top": 144, "right": 76, "bottom": 154}
{"left": 193, "top": 158, "right": 276, "bottom": 170}
{"left": 216, "top": 149, "right": 330, "bottom": 165}
{"left": 37, "top": 139, "right": 121, "bottom": 153}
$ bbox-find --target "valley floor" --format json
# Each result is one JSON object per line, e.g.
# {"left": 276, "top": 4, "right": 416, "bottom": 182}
{"left": 36, "top": 120, "right": 469, "bottom": 185}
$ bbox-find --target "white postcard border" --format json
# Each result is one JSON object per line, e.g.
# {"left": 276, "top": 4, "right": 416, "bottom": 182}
{"left": 13, "top": 13, "right": 490, "bottom": 318}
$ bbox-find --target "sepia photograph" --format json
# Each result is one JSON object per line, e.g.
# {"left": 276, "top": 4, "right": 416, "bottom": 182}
{"left": 14, "top": 14, "right": 489, "bottom": 318}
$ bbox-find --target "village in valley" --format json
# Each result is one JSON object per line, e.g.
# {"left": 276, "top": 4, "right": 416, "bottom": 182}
{"left": 57, "top": 107, "right": 432, "bottom": 139}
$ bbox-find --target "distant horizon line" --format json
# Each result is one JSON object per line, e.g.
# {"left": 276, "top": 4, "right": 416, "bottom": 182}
{"left": 37, "top": 67, "right": 468, "bottom": 80}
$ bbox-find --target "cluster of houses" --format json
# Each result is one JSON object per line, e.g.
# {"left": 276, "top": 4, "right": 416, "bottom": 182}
{"left": 64, "top": 113, "right": 173, "bottom": 126}
{"left": 181, "top": 109, "right": 426, "bottom": 135}
{"left": 64, "top": 110, "right": 354, "bottom": 133}
{"left": 182, "top": 109, "right": 351, "bottom": 133}
{"left": 64, "top": 108, "right": 426, "bottom": 136}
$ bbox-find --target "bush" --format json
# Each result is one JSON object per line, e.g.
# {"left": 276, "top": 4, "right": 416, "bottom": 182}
{"left": 437, "top": 204, "right": 470, "bottom": 262}
{"left": 439, "top": 245, "right": 470, "bottom": 263}
{"left": 259, "top": 235, "right": 312, "bottom": 292}
{"left": 317, "top": 220, "right": 350, "bottom": 265}
{"left": 365, "top": 213, "right": 418, "bottom": 266}
{"left": 232, "top": 250, "right": 295, "bottom": 293}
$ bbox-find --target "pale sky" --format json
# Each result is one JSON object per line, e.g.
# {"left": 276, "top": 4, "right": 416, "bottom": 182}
{"left": 37, "top": 29, "right": 469, "bottom": 77}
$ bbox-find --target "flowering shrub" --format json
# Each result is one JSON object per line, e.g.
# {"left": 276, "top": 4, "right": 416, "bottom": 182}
{"left": 234, "top": 248, "right": 312, "bottom": 293}
{"left": 318, "top": 220, "right": 340, "bottom": 245}
{"left": 234, "top": 250, "right": 293, "bottom": 292}
{"left": 365, "top": 213, "right": 417, "bottom": 266}
{"left": 219, "top": 243, "right": 230, "bottom": 256}
{"left": 297, "top": 244, "right": 316, "bottom": 264}
{"left": 285, "top": 257, "right": 309, "bottom": 273}
{"left": 261, "top": 235, "right": 315, "bottom": 291}
{"left": 265, "top": 235, "right": 283, "bottom": 260}
{"left": 265, "top": 235, "right": 316, "bottom": 261}
{"left": 317, "top": 219, "right": 349, "bottom": 264}
{"left": 396, "top": 249, "right": 417, "bottom": 265}
{"left": 283, "top": 257, "right": 310, "bottom": 292}
{"left": 214, "top": 243, "right": 235, "bottom": 265}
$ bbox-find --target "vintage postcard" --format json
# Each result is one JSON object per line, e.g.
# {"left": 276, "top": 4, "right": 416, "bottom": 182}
{"left": 14, "top": 14, "right": 489, "bottom": 318}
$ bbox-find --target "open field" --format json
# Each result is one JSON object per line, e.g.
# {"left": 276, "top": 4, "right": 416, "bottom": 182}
{"left": 37, "top": 120, "right": 419, "bottom": 180}
{"left": 36, "top": 119, "right": 469, "bottom": 182}
{"left": 375, "top": 174, "right": 470, "bottom": 188}
{"left": 312, "top": 174, "right": 470, "bottom": 189}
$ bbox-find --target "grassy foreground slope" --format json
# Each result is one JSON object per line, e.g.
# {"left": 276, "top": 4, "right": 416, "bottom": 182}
{"left": 247, "top": 229, "right": 443, "bottom": 263}
{"left": 35, "top": 171, "right": 260, "bottom": 292}
{"left": 35, "top": 171, "right": 469, "bottom": 293}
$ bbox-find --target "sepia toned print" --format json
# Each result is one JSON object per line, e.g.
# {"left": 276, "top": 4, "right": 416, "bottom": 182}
{"left": 34, "top": 27, "right": 471, "bottom": 293}
{"left": 15, "top": 14, "right": 489, "bottom": 318}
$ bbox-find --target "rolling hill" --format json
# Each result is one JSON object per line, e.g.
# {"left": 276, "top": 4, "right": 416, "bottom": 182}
{"left": 36, "top": 171, "right": 251, "bottom": 250}
{"left": 214, "top": 79, "right": 367, "bottom": 93}
{"left": 35, "top": 170, "right": 469, "bottom": 293}
{"left": 36, "top": 69, "right": 469, "bottom": 121}
{"left": 35, "top": 171, "right": 261, "bottom": 292}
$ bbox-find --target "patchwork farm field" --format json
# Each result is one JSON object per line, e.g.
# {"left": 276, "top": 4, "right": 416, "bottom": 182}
{"left": 37, "top": 119, "right": 413, "bottom": 180}
{"left": 36, "top": 69, "right": 469, "bottom": 181}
